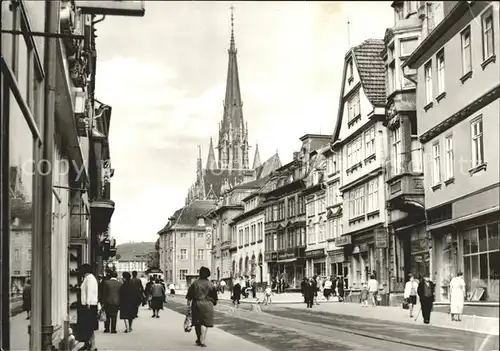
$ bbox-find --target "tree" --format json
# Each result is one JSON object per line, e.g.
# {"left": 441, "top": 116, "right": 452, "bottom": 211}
{"left": 146, "top": 238, "right": 160, "bottom": 269}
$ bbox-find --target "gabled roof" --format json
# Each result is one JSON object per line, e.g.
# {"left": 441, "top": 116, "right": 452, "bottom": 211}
{"left": 333, "top": 39, "right": 386, "bottom": 142}
{"left": 352, "top": 39, "right": 386, "bottom": 107}
{"left": 158, "top": 200, "right": 216, "bottom": 233}
{"left": 255, "top": 153, "right": 281, "bottom": 179}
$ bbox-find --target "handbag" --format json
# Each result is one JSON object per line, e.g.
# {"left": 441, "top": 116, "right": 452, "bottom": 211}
{"left": 184, "top": 305, "right": 192, "bottom": 333}
{"left": 402, "top": 299, "right": 409, "bottom": 310}
{"left": 98, "top": 308, "right": 107, "bottom": 322}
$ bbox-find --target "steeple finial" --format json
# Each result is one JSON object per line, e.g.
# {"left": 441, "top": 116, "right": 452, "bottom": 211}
{"left": 229, "top": 5, "right": 236, "bottom": 52}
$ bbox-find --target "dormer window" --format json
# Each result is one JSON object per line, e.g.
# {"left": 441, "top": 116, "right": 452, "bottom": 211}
{"left": 347, "top": 58, "right": 354, "bottom": 83}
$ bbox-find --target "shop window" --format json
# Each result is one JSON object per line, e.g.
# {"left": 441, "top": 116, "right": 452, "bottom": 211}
{"left": 438, "top": 233, "right": 459, "bottom": 301}
{"left": 463, "top": 223, "right": 500, "bottom": 301}
{"left": 410, "top": 229, "right": 430, "bottom": 279}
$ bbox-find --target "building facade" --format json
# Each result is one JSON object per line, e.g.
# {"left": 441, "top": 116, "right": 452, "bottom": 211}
{"left": 405, "top": 1, "right": 499, "bottom": 303}
{"left": 231, "top": 180, "right": 268, "bottom": 285}
{"left": 158, "top": 200, "right": 215, "bottom": 290}
{"left": 301, "top": 135, "right": 331, "bottom": 278}
{"left": 382, "top": 1, "right": 426, "bottom": 305}
{"left": 332, "top": 39, "right": 390, "bottom": 301}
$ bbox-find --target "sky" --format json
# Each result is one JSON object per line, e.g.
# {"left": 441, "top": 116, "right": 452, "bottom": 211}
{"left": 94, "top": 1, "right": 394, "bottom": 244}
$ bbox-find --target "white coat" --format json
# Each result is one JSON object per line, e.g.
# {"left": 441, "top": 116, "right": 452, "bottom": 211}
{"left": 449, "top": 276, "right": 466, "bottom": 314}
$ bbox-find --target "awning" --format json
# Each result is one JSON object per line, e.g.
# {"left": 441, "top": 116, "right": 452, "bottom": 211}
{"left": 90, "top": 199, "right": 115, "bottom": 233}
{"left": 277, "top": 258, "right": 296, "bottom": 263}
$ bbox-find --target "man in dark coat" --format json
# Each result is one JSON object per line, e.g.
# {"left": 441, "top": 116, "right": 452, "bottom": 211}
{"left": 144, "top": 276, "right": 154, "bottom": 310}
{"left": 300, "top": 278, "right": 308, "bottom": 303}
{"left": 305, "top": 278, "right": 315, "bottom": 308}
{"left": 417, "top": 274, "right": 436, "bottom": 324}
{"left": 131, "top": 271, "right": 145, "bottom": 314}
{"left": 231, "top": 280, "right": 242, "bottom": 307}
{"left": 101, "top": 271, "right": 122, "bottom": 333}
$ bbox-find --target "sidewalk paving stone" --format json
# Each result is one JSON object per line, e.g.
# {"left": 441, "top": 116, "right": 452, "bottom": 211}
{"left": 95, "top": 305, "right": 271, "bottom": 351}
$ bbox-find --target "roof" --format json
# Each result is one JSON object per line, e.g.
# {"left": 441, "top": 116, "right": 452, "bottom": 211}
{"left": 116, "top": 242, "right": 155, "bottom": 261}
{"left": 231, "top": 175, "right": 269, "bottom": 190}
{"left": 158, "top": 200, "right": 216, "bottom": 233}
{"left": 203, "top": 169, "right": 254, "bottom": 199}
{"left": 352, "top": 39, "right": 386, "bottom": 107}
{"left": 255, "top": 153, "right": 282, "bottom": 179}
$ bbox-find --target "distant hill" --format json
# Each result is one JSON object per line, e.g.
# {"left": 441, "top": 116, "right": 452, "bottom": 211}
{"left": 116, "top": 241, "right": 155, "bottom": 261}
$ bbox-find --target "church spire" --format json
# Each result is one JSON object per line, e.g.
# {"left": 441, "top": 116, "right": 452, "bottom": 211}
{"left": 206, "top": 137, "right": 217, "bottom": 170}
{"left": 218, "top": 5, "right": 249, "bottom": 170}
{"left": 252, "top": 143, "right": 261, "bottom": 169}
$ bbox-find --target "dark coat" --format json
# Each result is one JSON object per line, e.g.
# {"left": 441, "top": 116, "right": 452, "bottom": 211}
{"left": 119, "top": 281, "right": 139, "bottom": 320}
{"left": 232, "top": 283, "right": 241, "bottom": 300}
{"left": 417, "top": 280, "right": 436, "bottom": 302}
{"left": 304, "top": 282, "right": 315, "bottom": 299}
{"left": 131, "top": 277, "right": 145, "bottom": 303}
{"left": 101, "top": 279, "right": 122, "bottom": 306}
{"left": 186, "top": 278, "right": 218, "bottom": 327}
{"left": 22, "top": 284, "right": 31, "bottom": 311}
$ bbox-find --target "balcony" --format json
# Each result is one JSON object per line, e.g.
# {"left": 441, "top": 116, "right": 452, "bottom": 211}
{"left": 387, "top": 173, "right": 424, "bottom": 212}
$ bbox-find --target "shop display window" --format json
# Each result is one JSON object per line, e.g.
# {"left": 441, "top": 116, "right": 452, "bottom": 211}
{"left": 463, "top": 223, "right": 499, "bottom": 301}
{"left": 438, "top": 233, "right": 458, "bottom": 301}
{"left": 410, "top": 229, "right": 429, "bottom": 279}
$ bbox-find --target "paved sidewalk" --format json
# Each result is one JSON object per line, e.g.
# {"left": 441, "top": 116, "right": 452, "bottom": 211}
{"left": 283, "top": 301, "right": 500, "bottom": 336}
{"left": 175, "top": 290, "right": 321, "bottom": 304}
{"left": 95, "top": 305, "right": 271, "bottom": 351}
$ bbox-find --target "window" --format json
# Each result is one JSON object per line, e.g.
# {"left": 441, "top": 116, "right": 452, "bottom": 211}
{"left": 239, "top": 229, "right": 243, "bottom": 246}
{"left": 278, "top": 202, "right": 285, "bottom": 220}
{"left": 461, "top": 27, "right": 472, "bottom": 74}
{"left": 348, "top": 59, "right": 354, "bottom": 81}
{"left": 197, "top": 232, "right": 204, "bottom": 239}
{"left": 426, "top": 2, "right": 435, "bottom": 34}
{"left": 471, "top": 117, "right": 484, "bottom": 167}
{"left": 258, "top": 222, "right": 263, "bottom": 241}
{"left": 365, "top": 127, "right": 375, "bottom": 157}
{"left": 367, "top": 178, "right": 379, "bottom": 213}
{"left": 245, "top": 227, "right": 249, "bottom": 244}
{"left": 308, "top": 224, "right": 315, "bottom": 244}
{"left": 437, "top": 50, "right": 445, "bottom": 95}
{"left": 482, "top": 10, "right": 495, "bottom": 60}
{"left": 298, "top": 196, "right": 305, "bottom": 214}
{"left": 251, "top": 224, "right": 256, "bottom": 242}
{"left": 180, "top": 249, "right": 187, "bottom": 260}
{"left": 318, "top": 198, "right": 326, "bottom": 213}
{"left": 445, "top": 136, "right": 454, "bottom": 180}
{"left": 318, "top": 222, "right": 326, "bottom": 242}
{"left": 411, "top": 137, "right": 423, "bottom": 173}
{"left": 463, "top": 223, "right": 499, "bottom": 301}
{"left": 197, "top": 249, "right": 204, "bottom": 260}
{"left": 27, "top": 249, "right": 32, "bottom": 261}
{"left": 400, "top": 38, "right": 418, "bottom": 57}
{"left": 347, "top": 92, "right": 360, "bottom": 123}
{"left": 180, "top": 232, "right": 187, "bottom": 238}
{"left": 347, "top": 137, "right": 362, "bottom": 169}
{"left": 350, "top": 185, "right": 365, "bottom": 219}
{"left": 288, "top": 198, "right": 296, "bottom": 217}
{"left": 424, "top": 61, "right": 433, "bottom": 104}
{"left": 391, "top": 127, "right": 402, "bottom": 175}
{"left": 273, "top": 204, "right": 278, "bottom": 220}
{"left": 432, "top": 142, "right": 441, "bottom": 185}
{"left": 15, "top": 249, "right": 20, "bottom": 261}
{"left": 179, "top": 269, "right": 188, "bottom": 280}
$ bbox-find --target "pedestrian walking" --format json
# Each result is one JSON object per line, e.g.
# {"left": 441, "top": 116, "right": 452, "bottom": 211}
{"left": 417, "top": 274, "right": 435, "bottom": 324}
{"left": 240, "top": 277, "right": 247, "bottom": 298}
{"left": 150, "top": 279, "right": 166, "bottom": 318}
{"left": 168, "top": 282, "right": 176, "bottom": 297}
{"left": 131, "top": 271, "right": 145, "bottom": 314}
{"left": 251, "top": 279, "right": 257, "bottom": 299}
{"left": 449, "top": 272, "right": 466, "bottom": 322}
{"left": 337, "top": 277, "right": 345, "bottom": 302}
{"left": 101, "top": 271, "right": 122, "bottom": 334}
{"left": 300, "top": 278, "right": 308, "bottom": 303}
{"left": 360, "top": 283, "right": 369, "bottom": 307}
{"left": 231, "top": 279, "right": 242, "bottom": 307}
{"left": 323, "top": 277, "right": 332, "bottom": 301}
{"left": 22, "top": 279, "right": 31, "bottom": 320}
{"left": 312, "top": 276, "right": 319, "bottom": 305}
{"left": 367, "top": 274, "right": 379, "bottom": 307}
{"left": 219, "top": 279, "right": 226, "bottom": 294}
{"left": 78, "top": 264, "right": 99, "bottom": 350}
{"left": 404, "top": 274, "right": 419, "bottom": 318}
{"left": 305, "top": 278, "right": 315, "bottom": 308}
{"left": 186, "top": 266, "right": 218, "bottom": 347}
{"left": 145, "top": 276, "right": 154, "bottom": 309}
{"left": 264, "top": 284, "right": 272, "bottom": 305}
{"left": 119, "top": 272, "right": 138, "bottom": 332}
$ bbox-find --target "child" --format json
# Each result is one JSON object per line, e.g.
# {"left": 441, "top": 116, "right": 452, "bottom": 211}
{"left": 264, "top": 284, "right": 272, "bottom": 305}
{"left": 360, "top": 283, "right": 369, "bottom": 307}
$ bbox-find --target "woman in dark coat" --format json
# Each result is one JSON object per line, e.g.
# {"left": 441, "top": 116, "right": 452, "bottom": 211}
{"left": 119, "top": 272, "right": 139, "bottom": 333}
{"left": 150, "top": 279, "right": 165, "bottom": 318}
{"left": 23, "top": 279, "right": 31, "bottom": 319}
{"left": 231, "top": 280, "right": 241, "bottom": 306}
{"left": 186, "top": 266, "right": 218, "bottom": 347}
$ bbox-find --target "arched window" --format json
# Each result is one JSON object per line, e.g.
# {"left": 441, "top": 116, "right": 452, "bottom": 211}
{"left": 244, "top": 256, "right": 249, "bottom": 276}
{"left": 251, "top": 254, "right": 256, "bottom": 275}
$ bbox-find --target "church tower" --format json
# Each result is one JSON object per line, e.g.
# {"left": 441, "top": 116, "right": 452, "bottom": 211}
{"left": 216, "top": 6, "right": 249, "bottom": 170}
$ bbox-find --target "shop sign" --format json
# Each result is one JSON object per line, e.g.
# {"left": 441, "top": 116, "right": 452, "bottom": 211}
{"left": 271, "top": 252, "right": 278, "bottom": 261}
{"left": 265, "top": 252, "right": 277, "bottom": 262}
{"left": 327, "top": 251, "right": 344, "bottom": 263}
{"left": 352, "top": 244, "right": 368, "bottom": 254}
{"left": 278, "top": 249, "right": 297, "bottom": 260}
{"left": 375, "top": 228, "right": 388, "bottom": 248}
{"left": 335, "top": 234, "right": 352, "bottom": 246}
{"left": 305, "top": 249, "right": 325, "bottom": 259}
